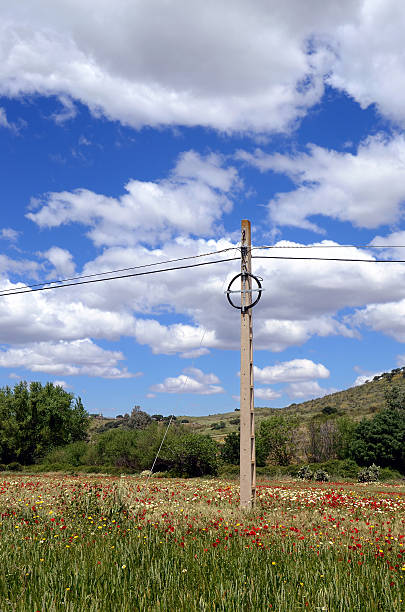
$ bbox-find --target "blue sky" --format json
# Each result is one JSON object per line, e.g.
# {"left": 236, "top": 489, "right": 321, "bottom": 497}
{"left": 1, "top": 1, "right": 405, "bottom": 417}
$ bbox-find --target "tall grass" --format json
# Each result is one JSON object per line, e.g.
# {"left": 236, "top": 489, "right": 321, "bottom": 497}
{"left": 0, "top": 475, "right": 403, "bottom": 611}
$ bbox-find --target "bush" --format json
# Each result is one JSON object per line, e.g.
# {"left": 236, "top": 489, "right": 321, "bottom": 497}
{"left": 220, "top": 432, "right": 239, "bottom": 465}
{"left": 219, "top": 463, "right": 239, "bottom": 477}
{"left": 358, "top": 463, "right": 380, "bottom": 482}
{"left": 164, "top": 433, "right": 219, "bottom": 477}
{"left": 313, "top": 469, "right": 330, "bottom": 482}
{"left": 349, "top": 409, "right": 405, "bottom": 469}
{"left": 7, "top": 461, "right": 22, "bottom": 471}
{"left": 297, "top": 465, "right": 313, "bottom": 480}
{"left": 379, "top": 467, "right": 403, "bottom": 481}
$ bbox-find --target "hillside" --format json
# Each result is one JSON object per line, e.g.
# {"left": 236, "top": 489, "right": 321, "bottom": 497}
{"left": 89, "top": 367, "right": 405, "bottom": 443}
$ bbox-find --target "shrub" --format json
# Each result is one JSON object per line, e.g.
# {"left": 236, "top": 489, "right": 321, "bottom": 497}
{"left": 358, "top": 463, "right": 380, "bottom": 482}
{"left": 163, "top": 433, "right": 219, "bottom": 477}
{"left": 220, "top": 431, "right": 239, "bottom": 465}
{"left": 313, "top": 469, "right": 330, "bottom": 482}
{"left": 7, "top": 461, "right": 22, "bottom": 471}
{"left": 297, "top": 465, "right": 313, "bottom": 480}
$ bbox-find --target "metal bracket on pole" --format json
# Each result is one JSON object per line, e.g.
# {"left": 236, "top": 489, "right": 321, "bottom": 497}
{"left": 225, "top": 272, "right": 263, "bottom": 313}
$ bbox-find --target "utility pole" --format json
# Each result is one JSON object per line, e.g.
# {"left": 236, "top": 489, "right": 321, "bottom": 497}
{"left": 240, "top": 220, "right": 255, "bottom": 508}
{"left": 226, "top": 220, "right": 263, "bottom": 509}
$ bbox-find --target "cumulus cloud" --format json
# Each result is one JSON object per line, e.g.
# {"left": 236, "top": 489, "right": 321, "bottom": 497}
{"left": 285, "top": 380, "right": 334, "bottom": 400}
{"left": 254, "top": 359, "right": 329, "bottom": 384}
{"left": 41, "top": 246, "right": 75, "bottom": 277}
{"left": 0, "top": 338, "right": 139, "bottom": 378}
{"left": 327, "top": 0, "right": 405, "bottom": 127}
{"left": 0, "top": 1, "right": 361, "bottom": 134}
{"left": 150, "top": 367, "right": 224, "bottom": 395}
{"left": 351, "top": 299, "right": 405, "bottom": 342}
{"left": 0, "top": 228, "right": 19, "bottom": 241}
{"left": 27, "top": 151, "right": 238, "bottom": 246}
{"left": 255, "top": 388, "right": 282, "bottom": 401}
{"left": 3, "top": 234, "right": 405, "bottom": 361}
{"left": 3, "top": 2, "right": 405, "bottom": 133}
{"left": 239, "top": 135, "right": 405, "bottom": 232}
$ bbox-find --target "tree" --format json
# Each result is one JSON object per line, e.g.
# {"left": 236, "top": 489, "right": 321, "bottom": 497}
{"left": 256, "top": 415, "right": 298, "bottom": 466}
{"left": 306, "top": 419, "right": 339, "bottom": 462}
{"left": 349, "top": 409, "right": 405, "bottom": 470}
{"left": 221, "top": 431, "right": 240, "bottom": 464}
{"left": 385, "top": 385, "right": 405, "bottom": 411}
{"left": 163, "top": 432, "right": 219, "bottom": 477}
{"left": 123, "top": 405, "right": 152, "bottom": 430}
{"left": 0, "top": 381, "right": 88, "bottom": 464}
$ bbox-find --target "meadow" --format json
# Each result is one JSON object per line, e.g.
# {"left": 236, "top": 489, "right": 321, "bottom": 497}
{"left": 0, "top": 475, "right": 403, "bottom": 611}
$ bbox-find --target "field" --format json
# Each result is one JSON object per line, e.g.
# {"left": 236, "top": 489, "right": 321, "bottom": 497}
{"left": 0, "top": 475, "right": 404, "bottom": 611}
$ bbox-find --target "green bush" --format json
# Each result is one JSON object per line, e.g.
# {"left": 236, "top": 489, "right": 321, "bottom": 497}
{"left": 7, "top": 461, "right": 22, "bottom": 471}
{"left": 313, "top": 469, "right": 330, "bottom": 482}
{"left": 163, "top": 433, "right": 219, "bottom": 477}
{"left": 297, "top": 466, "right": 313, "bottom": 480}
{"left": 219, "top": 463, "right": 239, "bottom": 476}
{"left": 220, "top": 432, "right": 239, "bottom": 465}
{"left": 358, "top": 464, "right": 380, "bottom": 482}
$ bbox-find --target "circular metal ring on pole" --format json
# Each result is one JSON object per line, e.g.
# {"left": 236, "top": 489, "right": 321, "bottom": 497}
{"left": 226, "top": 272, "right": 263, "bottom": 311}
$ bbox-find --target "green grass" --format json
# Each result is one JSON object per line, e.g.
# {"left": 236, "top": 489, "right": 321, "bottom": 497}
{"left": 0, "top": 475, "right": 403, "bottom": 611}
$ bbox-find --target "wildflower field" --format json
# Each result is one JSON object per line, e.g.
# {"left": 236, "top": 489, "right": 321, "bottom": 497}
{"left": 0, "top": 475, "right": 404, "bottom": 611}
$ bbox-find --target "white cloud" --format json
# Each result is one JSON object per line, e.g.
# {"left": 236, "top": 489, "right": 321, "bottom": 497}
{"left": 327, "top": 0, "right": 405, "bottom": 127}
{"left": 239, "top": 135, "right": 405, "bottom": 231}
{"left": 254, "top": 359, "right": 329, "bottom": 384}
{"left": 255, "top": 388, "right": 282, "bottom": 401}
{"left": 286, "top": 380, "right": 334, "bottom": 400}
{"left": 0, "top": 255, "right": 39, "bottom": 276}
{"left": 369, "top": 230, "right": 405, "bottom": 260}
{"left": 0, "top": 107, "right": 17, "bottom": 132}
{"left": 41, "top": 246, "right": 76, "bottom": 277}
{"left": 0, "top": 338, "right": 139, "bottom": 378}
{"left": 0, "top": 1, "right": 361, "bottom": 134}
{"left": 351, "top": 299, "right": 405, "bottom": 342}
{"left": 53, "top": 379, "right": 69, "bottom": 389}
{"left": 27, "top": 151, "right": 238, "bottom": 246}
{"left": 3, "top": 235, "right": 405, "bottom": 365}
{"left": 0, "top": 228, "right": 19, "bottom": 241}
{"left": 4, "top": 2, "right": 405, "bottom": 133}
{"left": 150, "top": 367, "right": 224, "bottom": 395}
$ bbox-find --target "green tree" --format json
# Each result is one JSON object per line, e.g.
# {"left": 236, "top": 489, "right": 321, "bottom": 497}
{"left": 0, "top": 381, "right": 89, "bottom": 464}
{"left": 123, "top": 405, "right": 152, "bottom": 429}
{"left": 256, "top": 415, "right": 298, "bottom": 466}
{"left": 161, "top": 432, "right": 219, "bottom": 477}
{"left": 385, "top": 385, "right": 405, "bottom": 411}
{"left": 221, "top": 431, "right": 240, "bottom": 464}
{"left": 349, "top": 409, "right": 405, "bottom": 470}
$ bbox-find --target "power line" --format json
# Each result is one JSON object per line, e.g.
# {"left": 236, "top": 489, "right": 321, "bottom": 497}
{"left": 0, "top": 247, "right": 237, "bottom": 295}
{"left": 252, "top": 255, "right": 405, "bottom": 263}
{"left": 0, "top": 257, "right": 239, "bottom": 298}
{"left": 252, "top": 244, "right": 405, "bottom": 250}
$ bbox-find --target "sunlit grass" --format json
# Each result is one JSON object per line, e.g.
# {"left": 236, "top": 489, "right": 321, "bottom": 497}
{"left": 0, "top": 475, "right": 403, "bottom": 611}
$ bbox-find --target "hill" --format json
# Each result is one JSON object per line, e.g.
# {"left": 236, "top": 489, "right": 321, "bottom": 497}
{"left": 89, "top": 366, "right": 405, "bottom": 443}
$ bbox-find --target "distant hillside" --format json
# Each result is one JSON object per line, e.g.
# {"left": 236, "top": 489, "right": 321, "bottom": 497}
{"left": 89, "top": 367, "right": 405, "bottom": 443}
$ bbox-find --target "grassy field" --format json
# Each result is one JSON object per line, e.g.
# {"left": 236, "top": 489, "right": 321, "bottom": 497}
{"left": 0, "top": 474, "right": 404, "bottom": 611}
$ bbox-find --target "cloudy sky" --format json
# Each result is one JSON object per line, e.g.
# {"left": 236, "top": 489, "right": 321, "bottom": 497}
{"left": 1, "top": 0, "right": 405, "bottom": 416}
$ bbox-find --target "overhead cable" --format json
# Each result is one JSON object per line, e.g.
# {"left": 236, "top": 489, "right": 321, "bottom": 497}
{"left": 0, "top": 257, "right": 239, "bottom": 298}
{"left": 0, "top": 247, "right": 237, "bottom": 295}
{"left": 252, "top": 244, "right": 405, "bottom": 250}
{"left": 252, "top": 255, "right": 405, "bottom": 263}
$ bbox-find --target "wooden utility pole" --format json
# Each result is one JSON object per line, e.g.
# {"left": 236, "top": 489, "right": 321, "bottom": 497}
{"left": 239, "top": 219, "right": 255, "bottom": 508}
